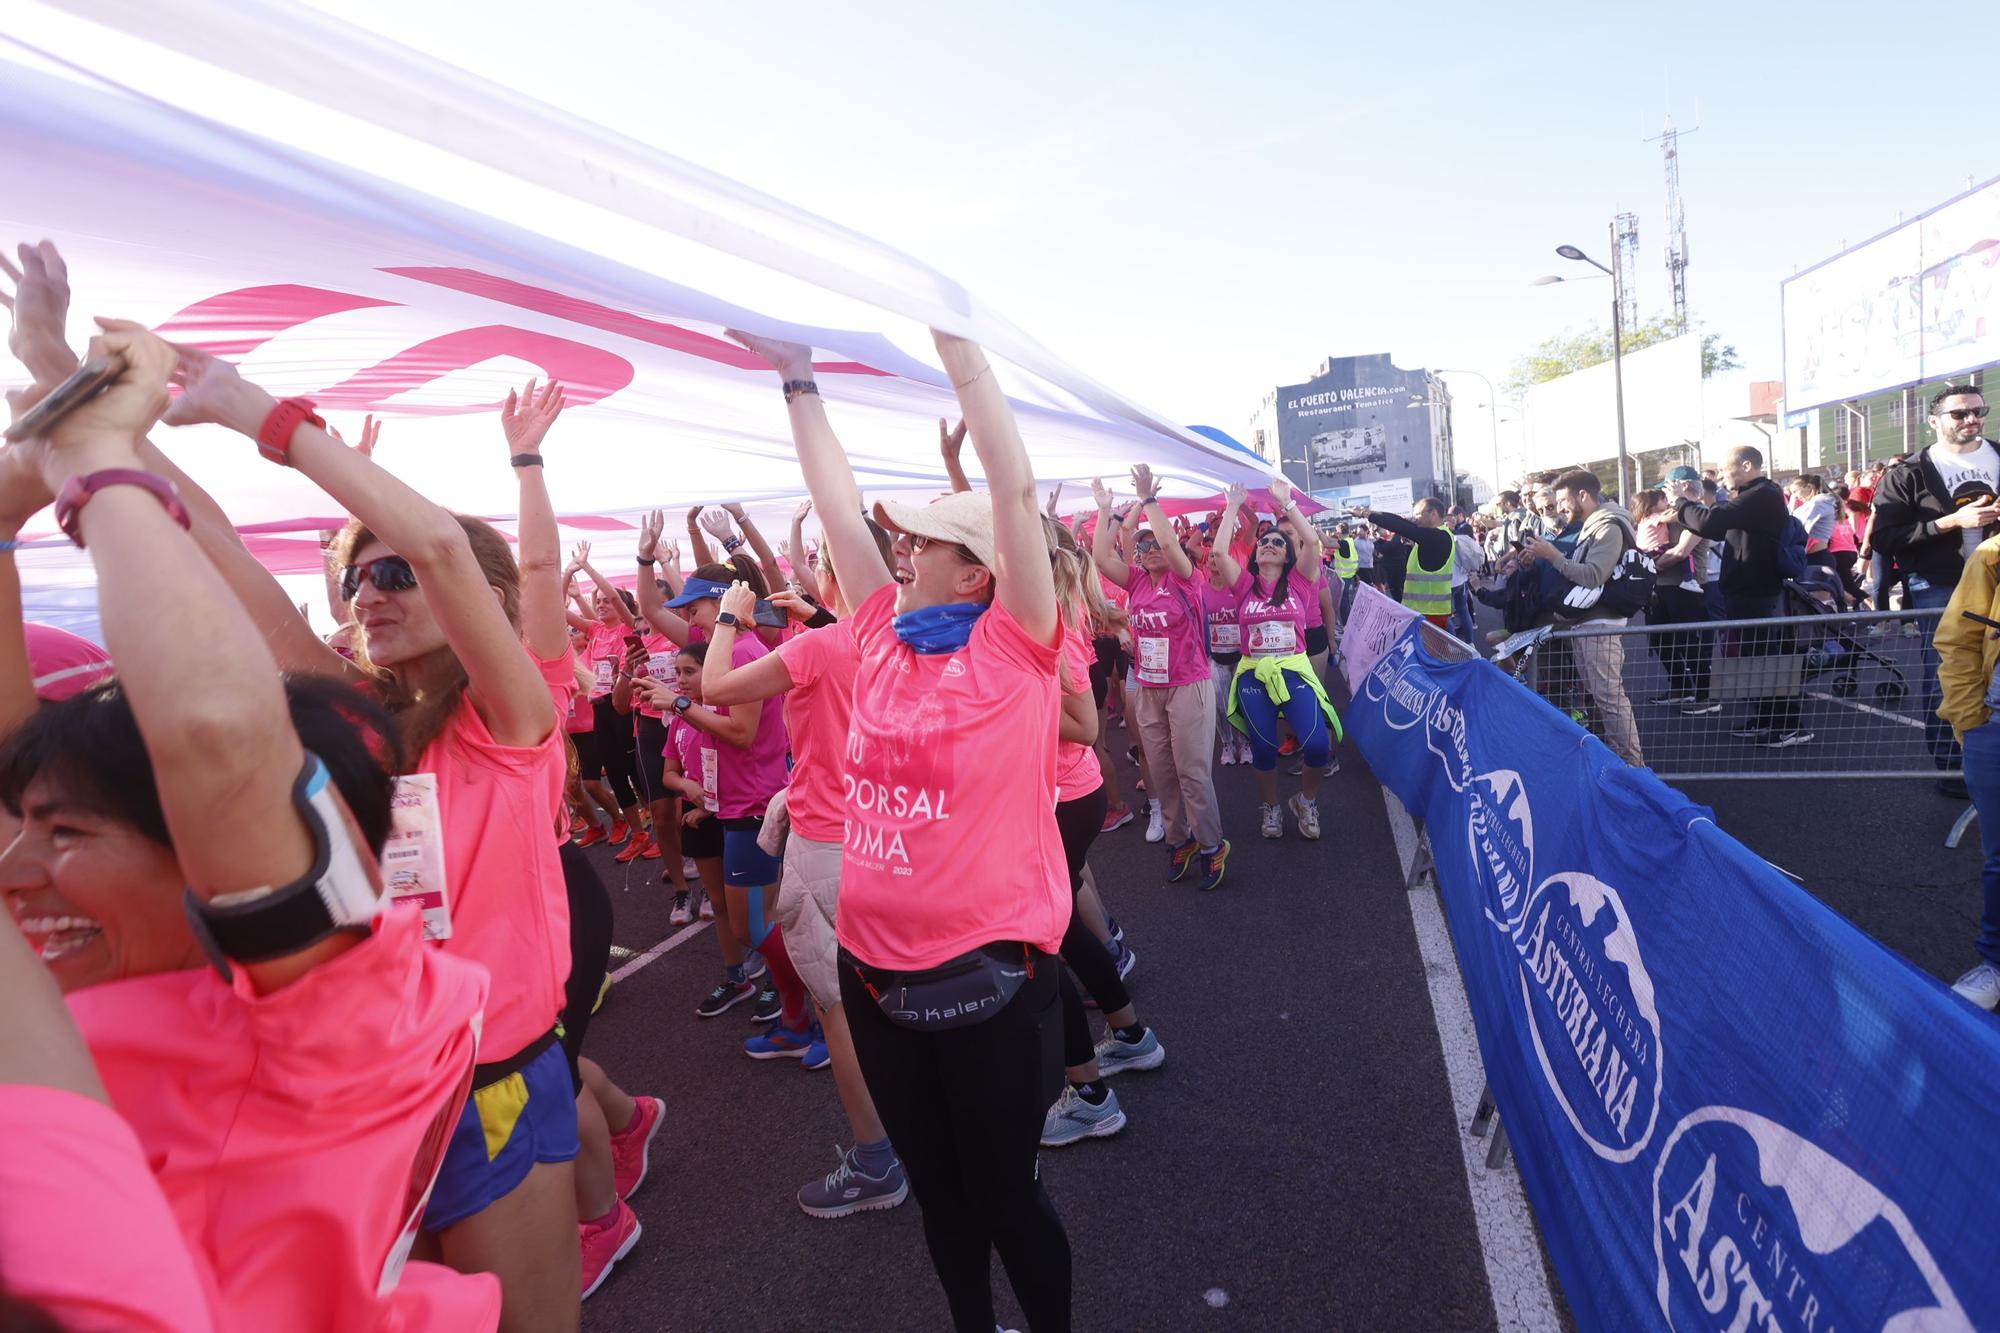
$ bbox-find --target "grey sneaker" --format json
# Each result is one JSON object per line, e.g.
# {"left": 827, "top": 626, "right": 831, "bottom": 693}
{"left": 1259, "top": 802, "right": 1284, "bottom": 839}
{"left": 1951, "top": 961, "right": 2000, "bottom": 1011}
{"left": 797, "top": 1146, "right": 910, "bottom": 1219}
{"left": 1094, "top": 1026, "right": 1166, "bottom": 1077}
{"left": 743, "top": 949, "right": 768, "bottom": 982}
{"left": 1041, "top": 1085, "right": 1127, "bottom": 1146}
{"left": 1288, "top": 793, "right": 1322, "bottom": 840}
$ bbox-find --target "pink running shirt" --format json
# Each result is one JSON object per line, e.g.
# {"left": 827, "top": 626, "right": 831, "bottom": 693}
{"left": 413, "top": 676, "right": 569, "bottom": 1060}
{"left": 0, "top": 1085, "right": 214, "bottom": 1332}
{"left": 669, "top": 715, "right": 719, "bottom": 815}
{"left": 585, "top": 621, "right": 629, "bottom": 699}
{"left": 1054, "top": 621, "right": 1103, "bottom": 801}
{"left": 1300, "top": 566, "right": 1328, "bottom": 630}
{"left": 1124, "top": 566, "right": 1209, "bottom": 688}
{"left": 1202, "top": 580, "right": 1243, "bottom": 658}
{"left": 839, "top": 585, "right": 1070, "bottom": 971}
{"left": 774, "top": 622, "right": 861, "bottom": 843}
{"left": 1230, "top": 568, "right": 1318, "bottom": 657}
{"left": 68, "top": 907, "right": 491, "bottom": 1332}
{"left": 635, "top": 629, "right": 675, "bottom": 719}
{"left": 714, "top": 632, "right": 790, "bottom": 820}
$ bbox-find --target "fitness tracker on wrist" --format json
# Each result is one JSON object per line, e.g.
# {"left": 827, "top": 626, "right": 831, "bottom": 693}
{"left": 673, "top": 695, "right": 693, "bottom": 713}
{"left": 717, "top": 611, "right": 741, "bottom": 628}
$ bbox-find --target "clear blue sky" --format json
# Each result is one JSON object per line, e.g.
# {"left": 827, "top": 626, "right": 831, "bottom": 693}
{"left": 315, "top": 0, "right": 1985, "bottom": 431}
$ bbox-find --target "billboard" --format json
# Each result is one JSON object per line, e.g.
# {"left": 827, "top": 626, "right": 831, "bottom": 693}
{"left": 1308, "top": 477, "right": 1415, "bottom": 514}
{"left": 1273, "top": 352, "right": 1441, "bottom": 502}
{"left": 1782, "top": 175, "right": 2000, "bottom": 411}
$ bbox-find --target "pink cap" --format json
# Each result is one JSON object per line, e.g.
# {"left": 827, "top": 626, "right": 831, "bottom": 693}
{"left": 23, "top": 623, "right": 114, "bottom": 701}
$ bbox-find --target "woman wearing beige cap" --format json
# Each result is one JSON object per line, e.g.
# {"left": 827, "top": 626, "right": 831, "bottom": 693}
{"left": 730, "top": 327, "right": 1073, "bottom": 1333}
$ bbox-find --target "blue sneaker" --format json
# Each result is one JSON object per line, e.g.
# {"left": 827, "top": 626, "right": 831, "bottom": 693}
{"left": 1166, "top": 838, "right": 1199, "bottom": 883}
{"left": 1040, "top": 1085, "right": 1126, "bottom": 1146}
{"left": 745, "top": 1023, "right": 814, "bottom": 1061}
{"left": 802, "top": 1028, "right": 831, "bottom": 1070}
{"left": 1094, "top": 1026, "right": 1166, "bottom": 1077}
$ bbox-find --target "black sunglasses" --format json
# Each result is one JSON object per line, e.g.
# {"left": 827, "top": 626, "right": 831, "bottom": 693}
{"left": 1944, "top": 406, "right": 1990, "bottom": 421}
{"left": 340, "top": 555, "right": 419, "bottom": 601}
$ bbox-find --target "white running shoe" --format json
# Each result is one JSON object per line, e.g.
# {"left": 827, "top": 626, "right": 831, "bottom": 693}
{"left": 1040, "top": 1085, "right": 1127, "bottom": 1146}
{"left": 698, "top": 890, "right": 714, "bottom": 920}
{"left": 1260, "top": 802, "right": 1283, "bottom": 839}
{"left": 1289, "top": 793, "right": 1322, "bottom": 840}
{"left": 1144, "top": 800, "right": 1165, "bottom": 844}
{"left": 1218, "top": 742, "right": 1236, "bottom": 767}
{"left": 668, "top": 891, "right": 693, "bottom": 926}
{"left": 681, "top": 857, "right": 699, "bottom": 880}
{"left": 1951, "top": 961, "right": 2000, "bottom": 1011}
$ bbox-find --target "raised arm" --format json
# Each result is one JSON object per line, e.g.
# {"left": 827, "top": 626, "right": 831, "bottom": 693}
{"left": 1132, "top": 464, "right": 1193, "bottom": 579}
{"left": 633, "top": 511, "right": 693, "bottom": 646}
{"left": 1090, "top": 477, "right": 1132, "bottom": 586}
{"left": 572, "top": 541, "right": 634, "bottom": 630}
{"left": 1210, "top": 482, "right": 1248, "bottom": 588}
{"left": 0, "top": 449, "right": 48, "bottom": 734}
{"left": 1272, "top": 477, "right": 1319, "bottom": 568}
{"left": 501, "top": 379, "right": 570, "bottom": 661}
{"left": 167, "top": 344, "right": 551, "bottom": 747}
{"left": 727, "top": 330, "right": 892, "bottom": 607}
{"left": 788, "top": 500, "right": 812, "bottom": 589}
{"left": 723, "top": 502, "right": 786, "bottom": 593}
{"left": 685, "top": 504, "right": 716, "bottom": 566}
{"left": 940, "top": 417, "right": 971, "bottom": 494}
{"left": 934, "top": 333, "right": 1056, "bottom": 641}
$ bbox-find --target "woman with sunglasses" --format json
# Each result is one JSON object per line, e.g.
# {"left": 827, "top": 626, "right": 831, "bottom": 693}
{"left": 0, "top": 321, "right": 500, "bottom": 1329}
{"left": 1091, "top": 470, "right": 1228, "bottom": 891}
{"left": 155, "top": 347, "right": 586, "bottom": 1330}
{"left": 1211, "top": 480, "right": 1342, "bottom": 841}
{"left": 732, "top": 325, "right": 1073, "bottom": 1333}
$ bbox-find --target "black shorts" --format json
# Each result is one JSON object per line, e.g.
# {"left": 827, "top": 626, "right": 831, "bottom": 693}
{"left": 1089, "top": 635, "right": 1127, "bottom": 710}
{"left": 570, "top": 727, "right": 603, "bottom": 780}
{"left": 1305, "top": 624, "right": 1330, "bottom": 657}
{"left": 681, "top": 811, "right": 725, "bottom": 860}
{"left": 634, "top": 713, "right": 669, "bottom": 800}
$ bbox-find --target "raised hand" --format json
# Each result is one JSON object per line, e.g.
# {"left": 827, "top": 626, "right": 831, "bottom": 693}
{"left": 1226, "top": 481, "right": 1249, "bottom": 510}
{"left": 940, "top": 417, "right": 968, "bottom": 462}
{"left": 21, "top": 320, "right": 177, "bottom": 486}
{"left": 569, "top": 539, "right": 593, "bottom": 569}
{"left": 793, "top": 498, "right": 813, "bottom": 525}
{"left": 699, "top": 507, "right": 735, "bottom": 540}
{"left": 162, "top": 342, "right": 272, "bottom": 434}
{"left": 636, "top": 509, "right": 664, "bottom": 562}
{"left": 0, "top": 240, "right": 78, "bottom": 385}
{"left": 501, "top": 377, "right": 564, "bottom": 456}
{"left": 1130, "top": 464, "right": 1158, "bottom": 503}
{"left": 1268, "top": 476, "right": 1294, "bottom": 508}
{"left": 1091, "top": 477, "right": 1113, "bottom": 511}
{"left": 767, "top": 587, "right": 816, "bottom": 623}
{"left": 659, "top": 537, "right": 680, "bottom": 569}
{"left": 724, "top": 329, "right": 814, "bottom": 379}
{"left": 1045, "top": 482, "right": 1063, "bottom": 517}
{"left": 0, "top": 437, "right": 53, "bottom": 530}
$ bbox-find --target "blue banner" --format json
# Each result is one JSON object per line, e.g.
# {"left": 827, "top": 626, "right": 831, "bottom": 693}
{"left": 1348, "top": 626, "right": 2000, "bottom": 1332}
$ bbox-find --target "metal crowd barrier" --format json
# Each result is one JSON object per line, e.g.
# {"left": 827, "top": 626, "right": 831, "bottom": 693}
{"left": 1500, "top": 607, "right": 1955, "bottom": 780}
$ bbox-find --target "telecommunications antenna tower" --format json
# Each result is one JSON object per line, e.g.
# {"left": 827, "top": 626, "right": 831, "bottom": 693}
{"left": 1645, "top": 109, "right": 1697, "bottom": 334}
{"left": 1613, "top": 212, "right": 1640, "bottom": 332}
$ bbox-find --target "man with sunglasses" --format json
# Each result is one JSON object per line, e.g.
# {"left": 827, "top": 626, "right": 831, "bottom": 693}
{"left": 1872, "top": 384, "right": 2000, "bottom": 795}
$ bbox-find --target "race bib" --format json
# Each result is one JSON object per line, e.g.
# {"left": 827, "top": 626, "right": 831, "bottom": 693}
{"left": 1247, "top": 619, "right": 1299, "bottom": 656}
{"left": 1137, "top": 635, "right": 1171, "bottom": 684}
{"left": 647, "top": 652, "right": 675, "bottom": 684}
{"left": 594, "top": 658, "right": 614, "bottom": 692}
{"left": 700, "top": 747, "right": 720, "bottom": 813}
{"left": 383, "top": 773, "right": 451, "bottom": 940}
{"left": 1209, "top": 621, "right": 1241, "bottom": 653}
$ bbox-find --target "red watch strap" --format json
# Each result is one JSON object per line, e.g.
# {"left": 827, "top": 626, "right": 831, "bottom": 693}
{"left": 256, "top": 397, "right": 325, "bottom": 467}
{"left": 54, "top": 469, "right": 193, "bottom": 549}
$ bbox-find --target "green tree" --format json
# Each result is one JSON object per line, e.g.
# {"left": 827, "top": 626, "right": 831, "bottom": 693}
{"left": 1503, "top": 314, "right": 1741, "bottom": 398}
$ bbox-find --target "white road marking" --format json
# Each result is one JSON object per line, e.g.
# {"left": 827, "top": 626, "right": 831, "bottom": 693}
{"left": 1382, "top": 784, "right": 1561, "bottom": 1333}
{"left": 1803, "top": 689, "right": 1923, "bottom": 729}
{"left": 608, "top": 921, "right": 713, "bottom": 983}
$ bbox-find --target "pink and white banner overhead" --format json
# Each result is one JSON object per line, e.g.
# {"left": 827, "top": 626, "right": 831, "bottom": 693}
{"left": 1, "top": 1, "right": 1285, "bottom": 637}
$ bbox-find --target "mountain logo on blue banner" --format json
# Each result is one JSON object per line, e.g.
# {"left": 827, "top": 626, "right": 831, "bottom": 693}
{"left": 1513, "top": 872, "right": 1663, "bottom": 1161}
{"left": 1652, "top": 1107, "right": 1972, "bottom": 1332}
{"left": 1468, "top": 769, "right": 1535, "bottom": 932}
{"left": 1363, "top": 637, "right": 1436, "bottom": 735}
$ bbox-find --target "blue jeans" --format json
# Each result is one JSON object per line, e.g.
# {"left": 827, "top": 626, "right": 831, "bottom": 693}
{"left": 1450, "top": 583, "right": 1477, "bottom": 644}
{"left": 1907, "top": 582, "right": 1961, "bottom": 770}
{"left": 1957, "top": 721, "right": 2000, "bottom": 966}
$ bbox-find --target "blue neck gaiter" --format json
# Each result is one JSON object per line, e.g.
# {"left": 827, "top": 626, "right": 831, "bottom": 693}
{"left": 893, "top": 600, "right": 988, "bottom": 654}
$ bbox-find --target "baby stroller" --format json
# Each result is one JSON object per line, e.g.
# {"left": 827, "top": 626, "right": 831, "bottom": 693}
{"left": 1781, "top": 567, "right": 1908, "bottom": 705}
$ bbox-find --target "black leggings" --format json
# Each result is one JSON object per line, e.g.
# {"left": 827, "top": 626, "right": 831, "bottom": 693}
{"left": 590, "top": 694, "right": 639, "bottom": 810}
{"left": 840, "top": 950, "right": 1071, "bottom": 1333}
{"left": 557, "top": 839, "right": 615, "bottom": 1093}
{"left": 1053, "top": 787, "right": 1127, "bottom": 1066}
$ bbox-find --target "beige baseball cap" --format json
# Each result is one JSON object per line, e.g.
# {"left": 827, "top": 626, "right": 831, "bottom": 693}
{"left": 872, "top": 490, "right": 997, "bottom": 568}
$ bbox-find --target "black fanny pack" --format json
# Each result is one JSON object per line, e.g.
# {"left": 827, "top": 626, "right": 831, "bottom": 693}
{"left": 844, "top": 942, "right": 1036, "bottom": 1032}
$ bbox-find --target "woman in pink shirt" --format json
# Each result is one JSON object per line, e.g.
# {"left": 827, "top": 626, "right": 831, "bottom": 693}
{"left": 1091, "top": 468, "right": 1230, "bottom": 890}
{"left": 0, "top": 322, "right": 497, "bottom": 1331}
{"left": 733, "top": 325, "right": 1074, "bottom": 1333}
{"left": 698, "top": 517, "right": 913, "bottom": 1219}
{"left": 565, "top": 555, "right": 645, "bottom": 851}
{"left": 161, "top": 342, "right": 583, "bottom": 1329}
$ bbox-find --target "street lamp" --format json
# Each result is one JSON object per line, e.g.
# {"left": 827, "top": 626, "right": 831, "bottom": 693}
{"left": 1538, "top": 228, "right": 1631, "bottom": 506}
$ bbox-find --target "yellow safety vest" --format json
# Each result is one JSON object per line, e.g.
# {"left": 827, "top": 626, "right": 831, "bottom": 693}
{"left": 1332, "top": 539, "right": 1359, "bottom": 580}
{"left": 1402, "top": 537, "right": 1454, "bottom": 616}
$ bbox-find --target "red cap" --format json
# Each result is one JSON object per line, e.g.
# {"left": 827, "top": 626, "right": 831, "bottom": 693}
{"left": 23, "top": 623, "right": 113, "bottom": 700}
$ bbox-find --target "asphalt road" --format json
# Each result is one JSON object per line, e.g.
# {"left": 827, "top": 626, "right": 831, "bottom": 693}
{"left": 576, "top": 728, "right": 1501, "bottom": 1333}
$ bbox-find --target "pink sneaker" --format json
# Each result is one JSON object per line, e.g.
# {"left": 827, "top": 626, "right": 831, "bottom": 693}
{"left": 1100, "top": 805, "right": 1136, "bottom": 834}
{"left": 579, "top": 1198, "right": 642, "bottom": 1300}
{"left": 611, "top": 1095, "right": 664, "bottom": 1199}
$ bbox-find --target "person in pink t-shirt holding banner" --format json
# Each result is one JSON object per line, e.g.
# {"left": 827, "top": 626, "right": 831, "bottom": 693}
{"left": 1091, "top": 468, "right": 1230, "bottom": 890}
{"left": 731, "top": 324, "right": 1074, "bottom": 1333}
{"left": 0, "top": 319, "right": 498, "bottom": 1331}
